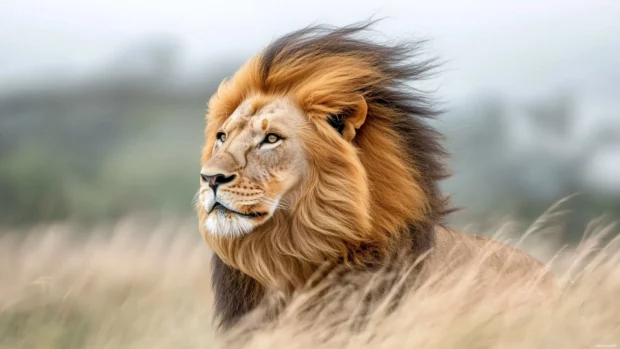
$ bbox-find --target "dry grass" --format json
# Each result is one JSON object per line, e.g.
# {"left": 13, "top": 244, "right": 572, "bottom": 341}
{"left": 1, "top": 212, "right": 619, "bottom": 349}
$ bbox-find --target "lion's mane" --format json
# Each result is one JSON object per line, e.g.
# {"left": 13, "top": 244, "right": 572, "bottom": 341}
{"left": 200, "top": 22, "right": 454, "bottom": 328}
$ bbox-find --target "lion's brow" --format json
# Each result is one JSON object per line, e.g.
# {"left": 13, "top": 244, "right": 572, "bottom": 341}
{"left": 225, "top": 116, "right": 250, "bottom": 134}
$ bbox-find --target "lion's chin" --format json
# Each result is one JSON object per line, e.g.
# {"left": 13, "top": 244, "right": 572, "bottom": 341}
{"left": 205, "top": 213, "right": 254, "bottom": 237}
{"left": 201, "top": 201, "right": 275, "bottom": 237}
{"left": 204, "top": 211, "right": 267, "bottom": 237}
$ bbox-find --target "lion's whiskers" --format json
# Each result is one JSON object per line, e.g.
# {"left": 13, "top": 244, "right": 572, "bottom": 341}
{"left": 261, "top": 193, "right": 291, "bottom": 212}
{"left": 192, "top": 190, "right": 202, "bottom": 211}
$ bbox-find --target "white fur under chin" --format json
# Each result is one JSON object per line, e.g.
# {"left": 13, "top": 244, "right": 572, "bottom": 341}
{"left": 205, "top": 212, "right": 254, "bottom": 237}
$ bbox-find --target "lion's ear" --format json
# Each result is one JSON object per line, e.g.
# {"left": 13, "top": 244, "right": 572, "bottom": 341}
{"left": 328, "top": 96, "right": 368, "bottom": 142}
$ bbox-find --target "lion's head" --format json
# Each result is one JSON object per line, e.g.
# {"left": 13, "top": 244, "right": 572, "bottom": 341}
{"left": 197, "top": 23, "right": 449, "bottom": 291}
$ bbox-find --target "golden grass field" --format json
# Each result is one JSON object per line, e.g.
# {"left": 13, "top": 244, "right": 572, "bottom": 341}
{"left": 1, "top": 210, "right": 619, "bottom": 349}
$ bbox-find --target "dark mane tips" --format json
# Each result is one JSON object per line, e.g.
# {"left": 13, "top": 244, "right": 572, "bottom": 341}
{"left": 259, "top": 21, "right": 452, "bottom": 222}
{"left": 258, "top": 21, "right": 437, "bottom": 99}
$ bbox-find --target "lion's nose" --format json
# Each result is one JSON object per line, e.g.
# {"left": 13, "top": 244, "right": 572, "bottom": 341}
{"left": 200, "top": 173, "right": 236, "bottom": 191}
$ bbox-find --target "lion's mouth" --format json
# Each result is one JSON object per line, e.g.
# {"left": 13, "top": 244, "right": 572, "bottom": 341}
{"left": 210, "top": 202, "right": 267, "bottom": 218}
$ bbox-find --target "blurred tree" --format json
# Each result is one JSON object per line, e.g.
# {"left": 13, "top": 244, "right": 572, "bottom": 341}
{"left": 0, "top": 38, "right": 242, "bottom": 225}
{"left": 444, "top": 93, "right": 620, "bottom": 241}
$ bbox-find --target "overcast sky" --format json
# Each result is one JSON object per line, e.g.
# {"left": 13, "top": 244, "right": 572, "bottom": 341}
{"left": 1, "top": 0, "right": 619, "bottom": 102}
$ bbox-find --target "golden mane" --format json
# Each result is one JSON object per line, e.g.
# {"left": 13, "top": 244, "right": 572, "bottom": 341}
{"left": 199, "top": 22, "right": 453, "bottom": 327}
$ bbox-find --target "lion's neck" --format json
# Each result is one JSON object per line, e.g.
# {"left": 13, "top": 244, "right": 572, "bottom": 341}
{"left": 208, "top": 205, "right": 423, "bottom": 289}
{"left": 209, "top": 218, "right": 438, "bottom": 328}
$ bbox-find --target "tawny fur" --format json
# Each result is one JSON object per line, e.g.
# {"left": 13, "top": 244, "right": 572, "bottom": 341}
{"left": 197, "top": 22, "right": 554, "bottom": 329}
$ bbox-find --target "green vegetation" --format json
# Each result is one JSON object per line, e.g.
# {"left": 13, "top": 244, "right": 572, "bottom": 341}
{"left": 0, "top": 56, "right": 231, "bottom": 223}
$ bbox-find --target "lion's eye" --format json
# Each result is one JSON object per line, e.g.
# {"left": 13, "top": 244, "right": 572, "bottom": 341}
{"left": 264, "top": 133, "right": 281, "bottom": 144}
{"left": 216, "top": 132, "right": 227, "bottom": 143}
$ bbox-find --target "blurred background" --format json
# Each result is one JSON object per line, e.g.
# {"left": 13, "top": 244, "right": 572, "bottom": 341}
{"left": 1, "top": 0, "right": 619, "bottom": 242}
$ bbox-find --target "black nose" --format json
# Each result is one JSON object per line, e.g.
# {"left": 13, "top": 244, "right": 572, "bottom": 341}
{"left": 200, "top": 173, "right": 236, "bottom": 190}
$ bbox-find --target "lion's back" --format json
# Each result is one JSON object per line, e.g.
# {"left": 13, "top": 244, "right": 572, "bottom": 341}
{"left": 420, "top": 226, "right": 557, "bottom": 298}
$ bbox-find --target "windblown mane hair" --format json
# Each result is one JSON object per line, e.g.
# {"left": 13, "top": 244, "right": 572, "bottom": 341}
{"left": 204, "top": 21, "right": 451, "bottom": 328}
{"left": 259, "top": 23, "right": 450, "bottom": 223}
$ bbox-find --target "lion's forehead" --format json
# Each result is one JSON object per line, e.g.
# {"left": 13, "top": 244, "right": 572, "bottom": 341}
{"left": 211, "top": 97, "right": 307, "bottom": 178}
{"left": 223, "top": 97, "right": 300, "bottom": 136}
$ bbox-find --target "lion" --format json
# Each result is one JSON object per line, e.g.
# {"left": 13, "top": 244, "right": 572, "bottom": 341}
{"left": 196, "top": 22, "right": 555, "bottom": 329}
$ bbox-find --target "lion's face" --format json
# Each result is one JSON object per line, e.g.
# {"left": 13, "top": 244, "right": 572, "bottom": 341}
{"left": 196, "top": 33, "right": 442, "bottom": 289}
{"left": 198, "top": 98, "right": 309, "bottom": 237}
